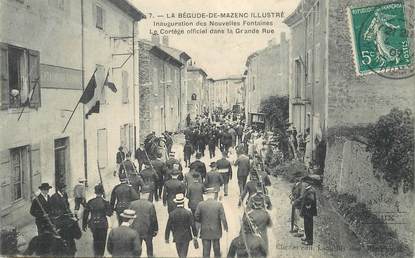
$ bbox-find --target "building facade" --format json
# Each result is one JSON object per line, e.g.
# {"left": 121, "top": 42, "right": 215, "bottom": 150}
{"left": 187, "top": 64, "right": 207, "bottom": 119}
{"left": 138, "top": 36, "right": 184, "bottom": 142}
{"left": 212, "top": 76, "right": 244, "bottom": 112}
{"left": 0, "top": 0, "right": 144, "bottom": 227}
{"left": 244, "top": 32, "right": 289, "bottom": 124}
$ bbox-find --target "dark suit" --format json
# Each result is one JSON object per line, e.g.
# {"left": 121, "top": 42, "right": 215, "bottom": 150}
{"left": 165, "top": 207, "right": 197, "bottom": 258}
{"left": 163, "top": 178, "right": 186, "bottom": 213}
{"left": 195, "top": 199, "right": 228, "bottom": 258}
{"left": 129, "top": 199, "right": 158, "bottom": 257}
{"left": 300, "top": 187, "right": 317, "bottom": 244}
{"left": 189, "top": 160, "right": 207, "bottom": 180}
{"left": 82, "top": 196, "right": 113, "bottom": 257}
{"left": 140, "top": 167, "right": 159, "bottom": 202}
{"left": 186, "top": 182, "right": 204, "bottom": 215}
{"left": 184, "top": 170, "right": 202, "bottom": 188}
{"left": 110, "top": 183, "right": 140, "bottom": 225}
{"left": 234, "top": 154, "right": 250, "bottom": 193}
{"left": 216, "top": 158, "right": 232, "bottom": 195}
{"left": 49, "top": 192, "right": 70, "bottom": 220}
{"left": 204, "top": 171, "right": 223, "bottom": 198}
{"left": 244, "top": 209, "right": 272, "bottom": 253}
{"left": 227, "top": 233, "right": 267, "bottom": 258}
{"left": 30, "top": 194, "right": 51, "bottom": 234}
{"left": 107, "top": 225, "right": 141, "bottom": 257}
{"left": 151, "top": 159, "right": 167, "bottom": 201}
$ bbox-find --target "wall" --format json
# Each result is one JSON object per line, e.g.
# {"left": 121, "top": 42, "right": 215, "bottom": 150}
{"left": 186, "top": 69, "right": 206, "bottom": 119}
{"left": 327, "top": 0, "right": 414, "bottom": 128}
{"left": 324, "top": 138, "right": 414, "bottom": 248}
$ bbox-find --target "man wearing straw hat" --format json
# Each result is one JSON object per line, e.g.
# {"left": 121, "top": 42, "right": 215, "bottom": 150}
{"left": 73, "top": 177, "right": 87, "bottom": 219}
{"left": 129, "top": 186, "right": 159, "bottom": 257}
{"left": 195, "top": 187, "right": 228, "bottom": 258}
{"left": 107, "top": 209, "right": 141, "bottom": 257}
{"left": 165, "top": 193, "right": 198, "bottom": 258}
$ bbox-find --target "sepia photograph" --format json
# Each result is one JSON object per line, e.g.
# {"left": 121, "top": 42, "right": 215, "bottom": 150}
{"left": 0, "top": 0, "right": 414, "bottom": 257}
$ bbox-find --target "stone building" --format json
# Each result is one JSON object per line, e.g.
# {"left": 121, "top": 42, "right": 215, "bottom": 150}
{"left": 212, "top": 76, "right": 244, "bottom": 112}
{"left": 244, "top": 32, "right": 289, "bottom": 125}
{"left": 187, "top": 63, "right": 208, "bottom": 119}
{"left": 0, "top": 0, "right": 144, "bottom": 227}
{"left": 284, "top": 0, "right": 414, "bottom": 247}
{"left": 138, "top": 35, "right": 187, "bottom": 142}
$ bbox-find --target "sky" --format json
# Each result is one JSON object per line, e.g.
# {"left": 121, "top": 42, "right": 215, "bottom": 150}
{"left": 131, "top": 0, "right": 300, "bottom": 79}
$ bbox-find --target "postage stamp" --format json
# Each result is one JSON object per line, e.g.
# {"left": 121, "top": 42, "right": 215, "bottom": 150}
{"left": 348, "top": 2, "right": 413, "bottom": 77}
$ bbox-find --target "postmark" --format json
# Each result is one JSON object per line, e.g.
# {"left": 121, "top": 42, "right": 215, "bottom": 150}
{"left": 348, "top": 2, "right": 414, "bottom": 79}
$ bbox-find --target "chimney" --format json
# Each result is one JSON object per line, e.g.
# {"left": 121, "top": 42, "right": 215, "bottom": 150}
{"left": 151, "top": 32, "right": 160, "bottom": 45}
{"left": 280, "top": 32, "right": 286, "bottom": 42}
{"left": 162, "top": 36, "right": 169, "bottom": 46}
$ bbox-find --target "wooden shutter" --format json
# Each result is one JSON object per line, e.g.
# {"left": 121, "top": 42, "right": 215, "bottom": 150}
{"left": 0, "top": 43, "right": 9, "bottom": 109}
{"left": 0, "top": 149, "right": 11, "bottom": 208}
{"left": 30, "top": 144, "right": 41, "bottom": 199}
{"left": 28, "top": 49, "right": 41, "bottom": 108}
{"left": 92, "top": 2, "right": 97, "bottom": 27}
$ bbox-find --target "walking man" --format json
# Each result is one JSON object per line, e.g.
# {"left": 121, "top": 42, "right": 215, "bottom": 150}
{"left": 73, "top": 177, "right": 87, "bottom": 219}
{"left": 189, "top": 152, "right": 207, "bottom": 181}
{"left": 183, "top": 141, "right": 195, "bottom": 167}
{"left": 140, "top": 161, "right": 159, "bottom": 202}
{"left": 115, "top": 146, "right": 125, "bottom": 176}
{"left": 165, "top": 193, "right": 198, "bottom": 258}
{"left": 82, "top": 184, "right": 112, "bottom": 257}
{"left": 227, "top": 223, "right": 267, "bottom": 258}
{"left": 49, "top": 183, "right": 71, "bottom": 220}
{"left": 129, "top": 187, "right": 159, "bottom": 257}
{"left": 300, "top": 183, "right": 317, "bottom": 245}
{"left": 186, "top": 173, "right": 205, "bottom": 216}
{"left": 204, "top": 162, "right": 223, "bottom": 200}
{"left": 107, "top": 209, "right": 141, "bottom": 257}
{"left": 216, "top": 151, "right": 232, "bottom": 196}
{"left": 135, "top": 143, "right": 146, "bottom": 172}
{"left": 163, "top": 168, "right": 187, "bottom": 213}
{"left": 110, "top": 177, "right": 140, "bottom": 225}
{"left": 234, "top": 152, "right": 250, "bottom": 194}
{"left": 151, "top": 154, "right": 168, "bottom": 201}
{"left": 195, "top": 188, "right": 228, "bottom": 258}
{"left": 30, "top": 183, "right": 52, "bottom": 234}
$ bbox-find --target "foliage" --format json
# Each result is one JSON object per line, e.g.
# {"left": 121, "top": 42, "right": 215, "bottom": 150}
{"left": 366, "top": 108, "right": 414, "bottom": 192}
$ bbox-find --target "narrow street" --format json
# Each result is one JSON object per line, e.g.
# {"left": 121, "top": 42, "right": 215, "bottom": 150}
{"left": 67, "top": 133, "right": 369, "bottom": 257}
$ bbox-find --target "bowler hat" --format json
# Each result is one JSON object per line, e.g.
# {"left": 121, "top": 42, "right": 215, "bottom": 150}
{"left": 39, "top": 183, "right": 52, "bottom": 190}
{"left": 209, "top": 162, "right": 217, "bottom": 168}
{"left": 120, "top": 209, "right": 136, "bottom": 219}
{"left": 173, "top": 193, "right": 185, "bottom": 204}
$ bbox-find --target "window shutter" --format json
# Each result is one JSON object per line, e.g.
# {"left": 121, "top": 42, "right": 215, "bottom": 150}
{"left": 0, "top": 149, "right": 11, "bottom": 208}
{"left": 28, "top": 49, "right": 41, "bottom": 108}
{"left": 0, "top": 43, "right": 9, "bottom": 110}
{"left": 21, "top": 146, "right": 29, "bottom": 199}
{"left": 30, "top": 144, "right": 41, "bottom": 199}
{"left": 92, "top": 2, "right": 97, "bottom": 27}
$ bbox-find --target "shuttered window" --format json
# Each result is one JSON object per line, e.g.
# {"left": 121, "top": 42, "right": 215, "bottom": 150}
{"left": 96, "top": 5, "right": 104, "bottom": 30}
{"left": 0, "top": 43, "right": 41, "bottom": 109}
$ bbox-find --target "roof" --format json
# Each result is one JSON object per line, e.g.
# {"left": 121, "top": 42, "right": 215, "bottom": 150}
{"left": 283, "top": 0, "right": 316, "bottom": 27}
{"left": 159, "top": 45, "right": 191, "bottom": 61}
{"left": 245, "top": 51, "right": 259, "bottom": 67}
{"left": 139, "top": 39, "right": 183, "bottom": 67}
{"left": 187, "top": 65, "right": 207, "bottom": 77}
{"left": 109, "top": 0, "right": 146, "bottom": 21}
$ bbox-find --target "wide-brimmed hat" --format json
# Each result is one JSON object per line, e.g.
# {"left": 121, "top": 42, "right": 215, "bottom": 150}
{"left": 170, "top": 168, "right": 180, "bottom": 176}
{"left": 120, "top": 209, "right": 136, "bottom": 219}
{"left": 173, "top": 193, "right": 185, "bottom": 204}
{"left": 204, "top": 187, "right": 218, "bottom": 194}
{"left": 39, "top": 183, "right": 52, "bottom": 190}
{"left": 209, "top": 162, "right": 217, "bottom": 168}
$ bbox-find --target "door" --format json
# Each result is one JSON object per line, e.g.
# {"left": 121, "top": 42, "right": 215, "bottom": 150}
{"left": 54, "top": 137, "right": 69, "bottom": 188}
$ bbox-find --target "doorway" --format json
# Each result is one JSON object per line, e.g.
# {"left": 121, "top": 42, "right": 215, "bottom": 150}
{"left": 54, "top": 137, "right": 69, "bottom": 188}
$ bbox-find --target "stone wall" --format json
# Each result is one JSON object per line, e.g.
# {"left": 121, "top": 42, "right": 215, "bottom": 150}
{"left": 324, "top": 137, "right": 414, "bottom": 248}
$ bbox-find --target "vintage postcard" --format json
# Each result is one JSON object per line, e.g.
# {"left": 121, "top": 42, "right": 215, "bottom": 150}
{"left": 0, "top": 0, "right": 413, "bottom": 257}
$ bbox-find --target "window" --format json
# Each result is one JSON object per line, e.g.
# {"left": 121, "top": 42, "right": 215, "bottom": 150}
{"left": 252, "top": 76, "right": 256, "bottom": 91}
{"left": 315, "top": 44, "right": 321, "bottom": 82}
{"left": 96, "top": 5, "right": 104, "bottom": 30}
{"left": 0, "top": 43, "right": 41, "bottom": 109}
{"left": 122, "top": 70, "right": 129, "bottom": 104}
{"left": 166, "top": 66, "right": 171, "bottom": 83}
{"left": 306, "top": 49, "right": 313, "bottom": 84}
{"left": 10, "top": 146, "right": 28, "bottom": 202}
{"left": 97, "top": 128, "right": 108, "bottom": 168}
{"left": 54, "top": 138, "right": 69, "bottom": 189}
{"left": 315, "top": 2, "right": 320, "bottom": 25}
{"left": 294, "top": 59, "right": 302, "bottom": 98}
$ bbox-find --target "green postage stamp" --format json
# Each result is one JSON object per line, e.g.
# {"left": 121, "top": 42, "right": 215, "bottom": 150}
{"left": 348, "top": 2, "right": 412, "bottom": 76}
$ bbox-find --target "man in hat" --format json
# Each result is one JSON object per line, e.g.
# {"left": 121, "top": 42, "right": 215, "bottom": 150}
{"left": 183, "top": 140, "right": 195, "bottom": 167}
{"left": 135, "top": 143, "right": 147, "bottom": 172}
{"left": 186, "top": 173, "right": 205, "bottom": 216}
{"left": 115, "top": 146, "right": 125, "bottom": 176}
{"left": 290, "top": 179, "right": 303, "bottom": 234}
{"left": 140, "top": 161, "right": 159, "bottom": 202}
{"left": 151, "top": 153, "right": 168, "bottom": 201}
{"left": 234, "top": 152, "right": 250, "bottom": 194}
{"left": 195, "top": 188, "right": 228, "bottom": 258}
{"left": 207, "top": 132, "right": 217, "bottom": 159}
{"left": 204, "top": 162, "right": 223, "bottom": 200}
{"left": 30, "top": 183, "right": 53, "bottom": 234}
{"left": 239, "top": 171, "right": 260, "bottom": 207}
{"left": 129, "top": 187, "right": 159, "bottom": 257}
{"left": 216, "top": 151, "right": 232, "bottom": 196}
{"left": 110, "top": 177, "right": 140, "bottom": 225}
{"left": 107, "top": 209, "right": 141, "bottom": 257}
{"left": 227, "top": 221, "right": 267, "bottom": 258}
{"left": 73, "top": 177, "right": 87, "bottom": 219}
{"left": 49, "top": 183, "right": 71, "bottom": 220}
{"left": 163, "top": 168, "right": 187, "bottom": 213}
{"left": 166, "top": 152, "right": 184, "bottom": 180}
{"left": 165, "top": 193, "right": 198, "bottom": 258}
{"left": 243, "top": 195, "right": 272, "bottom": 253}
{"left": 119, "top": 152, "right": 140, "bottom": 188}
{"left": 82, "top": 184, "right": 112, "bottom": 257}
{"left": 185, "top": 168, "right": 203, "bottom": 188}
{"left": 189, "top": 152, "right": 207, "bottom": 181}
{"left": 300, "top": 182, "right": 317, "bottom": 246}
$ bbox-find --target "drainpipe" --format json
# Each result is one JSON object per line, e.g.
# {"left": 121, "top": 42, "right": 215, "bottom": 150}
{"left": 81, "top": 0, "right": 88, "bottom": 186}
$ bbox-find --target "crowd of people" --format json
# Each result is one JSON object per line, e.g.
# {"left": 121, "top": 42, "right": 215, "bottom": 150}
{"left": 25, "top": 114, "right": 317, "bottom": 257}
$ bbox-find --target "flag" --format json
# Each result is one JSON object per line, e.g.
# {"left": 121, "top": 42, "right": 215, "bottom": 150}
{"left": 79, "top": 71, "right": 101, "bottom": 119}
{"left": 104, "top": 71, "right": 117, "bottom": 93}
